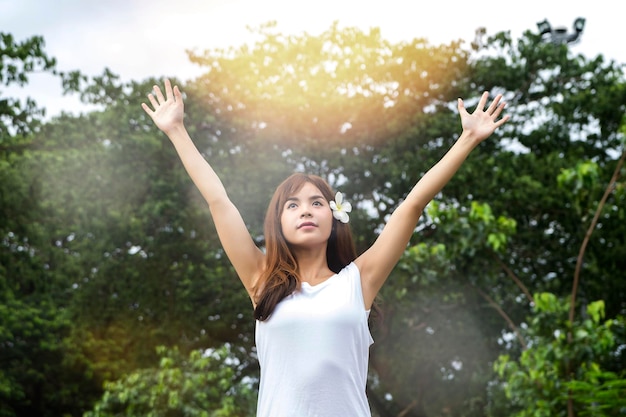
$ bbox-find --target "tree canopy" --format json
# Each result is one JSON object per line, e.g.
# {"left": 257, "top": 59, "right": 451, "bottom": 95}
{"left": 1, "top": 23, "right": 625, "bottom": 417}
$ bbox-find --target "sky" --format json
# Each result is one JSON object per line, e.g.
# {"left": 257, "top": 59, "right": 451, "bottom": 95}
{"left": 2, "top": 0, "right": 623, "bottom": 119}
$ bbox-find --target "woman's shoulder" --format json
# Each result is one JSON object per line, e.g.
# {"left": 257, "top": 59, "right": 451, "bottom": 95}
{"left": 339, "top": 261, "right": 360, "bottom": 280}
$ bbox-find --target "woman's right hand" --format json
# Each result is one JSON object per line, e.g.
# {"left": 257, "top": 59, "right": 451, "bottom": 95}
{"left": 141, "top": 78, "right": 184, "bottom": 135}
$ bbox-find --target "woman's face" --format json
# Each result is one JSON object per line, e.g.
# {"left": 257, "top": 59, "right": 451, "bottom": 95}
{"left": 280, "top": 182, "right": 333, "bottom": 249}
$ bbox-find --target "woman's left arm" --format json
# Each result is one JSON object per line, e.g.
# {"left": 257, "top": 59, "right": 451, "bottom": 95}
{"left": 355, "top": 92, "right": 509, "bottom": 308}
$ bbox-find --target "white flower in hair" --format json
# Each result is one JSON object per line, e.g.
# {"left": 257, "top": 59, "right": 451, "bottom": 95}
{"left": 329, "top": 191, "right": 352, "bottom": 224}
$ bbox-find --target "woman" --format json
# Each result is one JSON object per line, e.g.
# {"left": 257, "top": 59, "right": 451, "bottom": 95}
{"left": 142, "top": 79, "right": 509, "bottom": 416}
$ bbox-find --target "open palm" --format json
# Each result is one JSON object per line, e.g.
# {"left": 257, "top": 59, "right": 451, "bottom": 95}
{"left": 458, "top": 92, "right": 509, "bottom": 142}
{"left": 141, "top": 79, "right": 184, "bottom": 134}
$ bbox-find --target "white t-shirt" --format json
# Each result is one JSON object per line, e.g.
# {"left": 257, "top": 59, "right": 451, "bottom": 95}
{"left": 255, "top": 262, "right": 374, "bottom": 417}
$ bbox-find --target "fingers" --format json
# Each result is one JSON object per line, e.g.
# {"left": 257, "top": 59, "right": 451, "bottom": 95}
{"left": 461, "top": 92, "right": 505, "bottom": 117}
{"left": 493, "top": 114, "right": 510, "bottom": 128}
{"left": 485, "top": 94, "right": 504, "bottom": 115}
{"left": 485, "top": 95, "right": 500, "bottom": 114}
{"left": 164, "top": 78, "right": 173, "bottom": 101}
{"left": 142, "top": 79, "right": 180, "bottom": 113}
{"left": 457, "top": 97, "right": 468, "bottom": 116}
{"left": 141, "top": 102, "right": 153, "bottom": 116}
{"left": 477, "top": 91, "right": 489, "bottom": 111}
{"left": 147, "top": 92, "right": 159, "bottom": 109}
{"left": 491, "top": 101, "right": 507, "bottom": 119}
{"left": 153, "top": 83, "right": 166, "bottom": 103}
{"left": 476, "top": 92, "right": 508, "bottom": 124}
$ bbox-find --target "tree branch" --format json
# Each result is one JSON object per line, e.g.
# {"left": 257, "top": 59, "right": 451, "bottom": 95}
{"left": 473, "top": 286, "right": 527, "bottom": 349}
{"left": 569, "top": 148, "right": 625, "bottom": 325}
{"left": 397, "top": 400, "right": 417, "bottom": 417}
{"left": 490, "top": 251, "right": 534, "bottom": 304}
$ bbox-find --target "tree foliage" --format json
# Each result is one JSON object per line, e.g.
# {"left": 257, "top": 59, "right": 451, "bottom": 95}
{"left": 1, "top": 22, "right": 625, "bottom": 417}
{"left": 0, "top": 32, "right": 56, "bottom": 135}
{"left": 85, "top": 344, "right": 256, "bottom": 417}
{"left": 494, "top": 293, "right": 626, "bottom": 417}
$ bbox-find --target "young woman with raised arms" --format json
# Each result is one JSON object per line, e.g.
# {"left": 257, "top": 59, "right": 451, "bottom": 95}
{"left": 142, "top": 79, "right": 509, "bottom": 416}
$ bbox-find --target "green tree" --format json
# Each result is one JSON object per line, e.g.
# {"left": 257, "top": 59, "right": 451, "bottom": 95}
{"left": 26, "top": 22, "right": 478, "bottom": 415}
{"left": 0, "top": 32, "right": 82, "bottom": 135}
{"left": 366, "top": 29, "right": 626, "bottom": 416}
{"left": 85, "top": 344, "right": 256, "bottom": 417}
{"left": 76, "top": 24, "right": 626, "bottom": 416}
{"left": 494, "top": 293, "right": 626, "bottom": 417}
{"left": 0, "top": 298, "right": 97, "bottom": 417}
{"left": 3, "top": 21, "right": 626, "bottom": 417}
{"left": 0, "top": 32, "right": 99, "bottom": 417}
{"left": 0, "top": 32, "right": 55, "bottom": 135}
{"left": 27, "top": 77, "right": 256, "bottom": 375}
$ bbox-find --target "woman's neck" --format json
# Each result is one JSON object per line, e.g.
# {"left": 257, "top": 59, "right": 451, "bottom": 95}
{"left": 293, "top": 248, "right": 333, "bottom": 285}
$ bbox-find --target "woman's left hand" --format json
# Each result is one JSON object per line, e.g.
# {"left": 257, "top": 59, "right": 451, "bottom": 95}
{"left": 458, "top": 92, "right": 510, "bottom": 142}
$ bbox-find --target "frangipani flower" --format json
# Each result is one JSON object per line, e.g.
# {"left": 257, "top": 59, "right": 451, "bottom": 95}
{"left": 329, "top": 191, "right": 352, "bottom": 224}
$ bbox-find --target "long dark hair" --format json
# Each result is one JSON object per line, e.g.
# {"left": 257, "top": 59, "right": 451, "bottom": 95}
{"left": 253, "top": 173, "right": 356, "bottom": 321}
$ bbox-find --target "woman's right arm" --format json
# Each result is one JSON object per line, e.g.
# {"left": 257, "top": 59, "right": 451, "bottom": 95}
{"left": 142, "top": 79, "right": 264, "bottom": 298}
